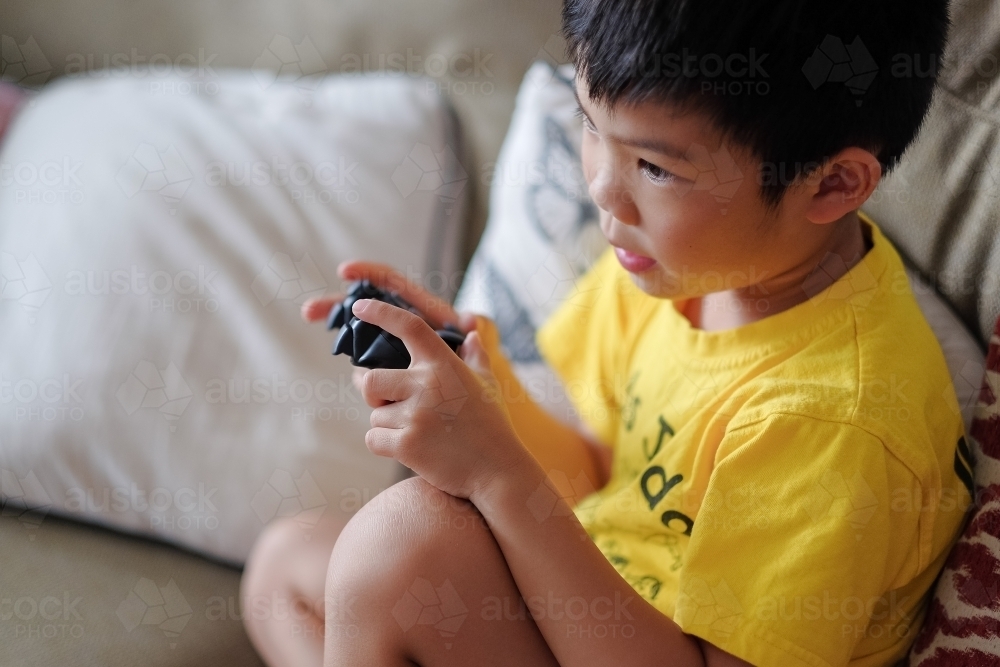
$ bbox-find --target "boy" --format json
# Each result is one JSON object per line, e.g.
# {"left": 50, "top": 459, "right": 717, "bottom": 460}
{"left": 242, "top": 1, "right": 972, "bottom": 665}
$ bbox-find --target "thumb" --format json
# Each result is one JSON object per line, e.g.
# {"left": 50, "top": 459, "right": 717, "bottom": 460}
{"left": 460, "top": 331, "right": 510, "bottom": 416}
{"left": 459, "top": 331, "right": 492, "bottom": 376}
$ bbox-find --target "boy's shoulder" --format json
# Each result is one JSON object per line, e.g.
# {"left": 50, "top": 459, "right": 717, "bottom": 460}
{"left": 727, "top": 213, "right": 965, "bottom": 491}
{"left": 540, "top": 214, "right": 965, "bottom": 481}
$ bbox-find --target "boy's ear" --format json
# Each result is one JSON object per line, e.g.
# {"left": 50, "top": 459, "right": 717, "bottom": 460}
{"left": 803, "top": 147, "right": 883, "bottom": 225}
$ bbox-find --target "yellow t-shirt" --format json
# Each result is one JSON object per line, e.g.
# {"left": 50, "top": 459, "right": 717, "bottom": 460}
{"left": 535, "top": 213, "right": 972, "bottom": 667}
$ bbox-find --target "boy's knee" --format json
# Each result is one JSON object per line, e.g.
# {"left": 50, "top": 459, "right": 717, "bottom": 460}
{"left": 325, "top": 477, "right": 487, "bottom": 600}
{"left": 246, "top": 517, "right": 307, "bottom": 573}
{"left": 242, "top": 517, "right": 314, "bottom": 604}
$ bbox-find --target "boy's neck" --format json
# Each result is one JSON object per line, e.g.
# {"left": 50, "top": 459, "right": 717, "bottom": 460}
{"left": 682, "top": 211, "right": 871, "bottom": 332}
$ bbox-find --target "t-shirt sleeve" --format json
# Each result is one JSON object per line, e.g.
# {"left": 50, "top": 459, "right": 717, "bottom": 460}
{"left": 535, "top": 247, "right": 633, "bottom": 448}
{"left": 674, "top": 413, "right": 923, "bottom": 667}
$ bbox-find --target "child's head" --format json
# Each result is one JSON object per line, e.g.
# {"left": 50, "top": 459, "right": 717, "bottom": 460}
{"left": 562, "top": 0, "right": 949, "bottom": 300}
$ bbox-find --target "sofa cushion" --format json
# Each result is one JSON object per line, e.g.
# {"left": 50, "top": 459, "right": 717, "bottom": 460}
{"left": 0, "top": 512, "right": 263, "bottom": 665}
{"left": 861, "top": 0, "right": 1000, "bottom": 347}
{"left": 0, "top": 70, "right": 465, "bottom": 563}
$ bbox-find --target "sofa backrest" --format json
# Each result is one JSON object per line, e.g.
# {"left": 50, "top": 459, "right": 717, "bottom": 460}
{"left": 863, "top": 0, "right": 1000, "bottom": 348}
{"left": 0, "top": 0, "right": 568, "bottom": 268}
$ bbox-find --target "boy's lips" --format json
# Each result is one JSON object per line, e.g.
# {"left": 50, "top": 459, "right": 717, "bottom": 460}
{"left": 613, "top": 246, "right": 657, "bottom": 273}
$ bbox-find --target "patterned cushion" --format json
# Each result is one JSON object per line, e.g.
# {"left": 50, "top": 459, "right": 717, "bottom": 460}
{"left": 909, "top": 318, "right": 1000, "bottom": 665}
{"left": 454, "top": 61, "right": 605, "bottom": 427}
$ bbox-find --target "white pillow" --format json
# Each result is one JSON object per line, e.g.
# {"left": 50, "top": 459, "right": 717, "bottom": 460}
{"left": 455, "top": 61, "right": 984, "bottom": 435}
{"left": 0, "top": 71, "right": 467, "bottom": 563}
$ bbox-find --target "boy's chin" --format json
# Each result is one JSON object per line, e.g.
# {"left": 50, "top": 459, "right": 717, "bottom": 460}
{"left": 624, "top": 269, "right": 685, "bottom": 301}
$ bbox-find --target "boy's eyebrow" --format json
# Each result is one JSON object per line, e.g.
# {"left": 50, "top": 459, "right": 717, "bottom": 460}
{"left": 573, "top": 87, "right": 689, "bottom": 161}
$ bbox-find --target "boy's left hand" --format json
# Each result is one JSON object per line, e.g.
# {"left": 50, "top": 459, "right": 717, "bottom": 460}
{"left": 350, "top": 297, "right": 528, "bottom": 502}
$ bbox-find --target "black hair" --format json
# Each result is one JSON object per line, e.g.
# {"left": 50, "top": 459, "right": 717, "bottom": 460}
{"left": 563, "top": 0, "right": 950, "bottom": 206}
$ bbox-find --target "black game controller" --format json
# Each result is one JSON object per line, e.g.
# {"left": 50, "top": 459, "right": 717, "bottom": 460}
{"left": 327, "top": 280, "right": 466, "bottom": 369}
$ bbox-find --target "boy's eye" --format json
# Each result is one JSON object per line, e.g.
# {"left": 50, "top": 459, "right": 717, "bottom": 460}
{"left": 639, "top": 158, "right": 675, "bottom": 185}
{"left": 575, "top": 106, "right": 598, "bottom": 134}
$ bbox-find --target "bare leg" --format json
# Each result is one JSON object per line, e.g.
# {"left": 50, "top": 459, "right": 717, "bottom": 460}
{"left": 324, "top": 477, "right": 560, "bottom": 667}
{"left": 242, "top": 515, "right": 347, "bottom": 667}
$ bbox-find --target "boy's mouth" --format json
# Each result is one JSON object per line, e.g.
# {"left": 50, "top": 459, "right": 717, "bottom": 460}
{"left": 613, "top": 246, "right": 657, "bottom": 273}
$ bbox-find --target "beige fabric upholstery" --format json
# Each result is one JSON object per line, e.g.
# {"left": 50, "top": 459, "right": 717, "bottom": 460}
{"left": 0, "top": 513, "right": 263, "bottom": 665}
{"left": 863, "top": 0, "right": 1000, "bottom": 346}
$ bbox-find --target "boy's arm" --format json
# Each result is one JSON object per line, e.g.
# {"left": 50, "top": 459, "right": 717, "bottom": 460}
{"left": 348, "top": 292, "right": 752, "bottom": 667}
{"left": 473, "top": 451, "right": 751, "bottom": 667}
{"left": 472, "top": 318, "right": 747, "bottom": 667}
{"left": 474, "top": 315, "right": 611, "bottom": 492}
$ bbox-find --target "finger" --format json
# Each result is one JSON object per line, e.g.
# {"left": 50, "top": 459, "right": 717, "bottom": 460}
{"left": 351, "top": 367, "right": 368, "bottom": 393}
{"left": 351, "top": 298, "right": 450, "bottom": 363}
{"left": 301, "top": 295, "right": 343, "bottom": 323}
{"left": 456, "top": 311, "right": 479, "bottom": 335}
{"left": 338, "top": 260, "right": 458, "bottom": 329}
{"left": 369, "top": 402, "right": 411, "bottom": 429}
{"left": 364, "top": 426, "right": 402, "bottom": 458}
{"left": 362, "top": 368, "right": 418, "bottom": 405}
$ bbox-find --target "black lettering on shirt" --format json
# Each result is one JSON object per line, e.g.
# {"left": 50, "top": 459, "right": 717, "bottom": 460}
{"left": 660, "top": 510, "right": 694, "bottom": 536}
{"left": 622, "top": 371, "right": 641, "bottom": 432}
{"left": 641, "top": 466, "right": 683, "bottom": 510}
{"left": 642, "top": 414, "right": 675, "bottom": 461}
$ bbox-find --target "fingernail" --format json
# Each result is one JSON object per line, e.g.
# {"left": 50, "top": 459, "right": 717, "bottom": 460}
{"left": 352, "top": 299, "right": 369, "bottom": 314}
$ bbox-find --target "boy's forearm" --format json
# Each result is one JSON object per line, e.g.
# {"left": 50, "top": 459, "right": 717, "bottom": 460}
{"left": 476, "top": 316, "right": 605, "bottom": 490}
{"left": 471, "top": 453, "right": 707, "bottom": 667}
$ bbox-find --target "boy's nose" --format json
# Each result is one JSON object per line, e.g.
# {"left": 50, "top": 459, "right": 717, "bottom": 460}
{"left": 587, "top": 165, "right": 639, "bottom": 226}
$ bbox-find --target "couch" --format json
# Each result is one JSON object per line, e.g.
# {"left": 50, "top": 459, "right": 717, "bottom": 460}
{"left": 1, "top": 0, "right": 997, "bottom": 665}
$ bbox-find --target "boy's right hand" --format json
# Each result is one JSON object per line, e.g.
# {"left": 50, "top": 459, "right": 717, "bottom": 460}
{"left": 301, "top": 260, "right": 480, "bottom": 402}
